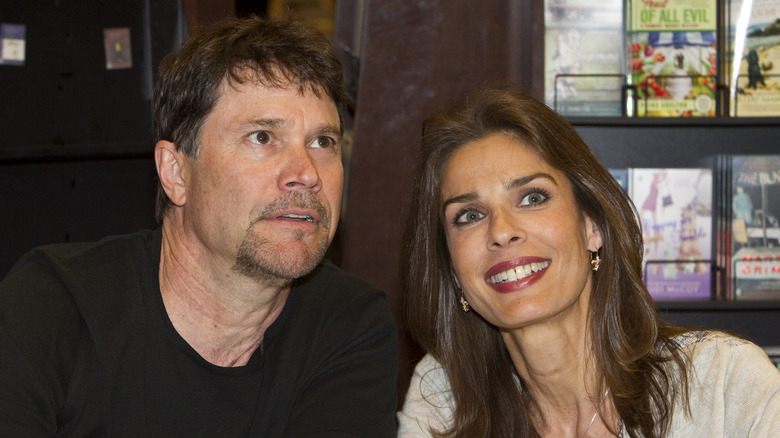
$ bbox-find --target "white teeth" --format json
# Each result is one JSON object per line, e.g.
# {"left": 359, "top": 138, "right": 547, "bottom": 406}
{"left": 282, "top": 214, "right": 313, "bottom": 221}
{"left": 489, "top": 261, "right": 550, "bottom": 284}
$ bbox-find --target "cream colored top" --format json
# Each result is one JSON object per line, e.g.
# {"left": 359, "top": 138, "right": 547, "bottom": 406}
{"left": 397, "top": 331, "right": 780, "bottom": 437}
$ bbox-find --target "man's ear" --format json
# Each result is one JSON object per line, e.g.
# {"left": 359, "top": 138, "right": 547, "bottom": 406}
{"left": 155, "top": 140, "right": 187, "bottom": 207}
{"left": 585, "top": 216, "right": 603, "bottom": 253}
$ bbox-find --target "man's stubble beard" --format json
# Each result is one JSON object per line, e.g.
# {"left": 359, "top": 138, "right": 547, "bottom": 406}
{"left": 231, "top": 194, "right": 332, "bottom": 285}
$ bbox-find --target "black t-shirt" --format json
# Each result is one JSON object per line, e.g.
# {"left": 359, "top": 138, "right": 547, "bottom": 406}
{"left": 0, "top": 229, "right": 398, "bottom": 437}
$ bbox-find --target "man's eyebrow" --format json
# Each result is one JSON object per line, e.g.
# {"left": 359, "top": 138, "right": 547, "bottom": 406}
{"left": 249, "top": 117, "right": 287, "bottom": 129}
{"left": 441, "top": 173, "right": 558, "bottom": 213}
{"left": 316, "top": 124, "right": 342, "bottom": 137}
{"left": 248, "top": 119, "right": 341, "bottom": 137}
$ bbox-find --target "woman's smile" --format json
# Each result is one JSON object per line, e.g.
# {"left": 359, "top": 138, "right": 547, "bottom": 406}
{"left": 486, "top": 259, "right": 550, "bottom": 286}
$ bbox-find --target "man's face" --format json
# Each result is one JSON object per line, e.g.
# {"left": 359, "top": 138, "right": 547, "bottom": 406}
{"left": 180, "top": 78, "right": 343, "bottom": 284}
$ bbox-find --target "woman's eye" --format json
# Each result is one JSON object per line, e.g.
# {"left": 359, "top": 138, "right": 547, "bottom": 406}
{"left": 249, "top": 131, "right": 271, "bottom": 144}
{"left": 455, "top": 209, "right": 485, "bottom": 224}
{"left": 519, "top": 191, "right": 549, "bottom": 206}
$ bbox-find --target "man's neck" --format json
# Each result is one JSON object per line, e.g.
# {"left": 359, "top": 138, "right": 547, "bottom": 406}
{"left": 158, "top": 222, "right": 291, "bottom": 367}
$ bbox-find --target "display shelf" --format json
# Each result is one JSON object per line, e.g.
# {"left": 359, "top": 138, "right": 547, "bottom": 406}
{"left": 566, "top": 116, "right": 780, "bottom": 128}
{"left": 658, "top": 303, "right": 780, "bottom": 346}
{"left": 572, "top": 115, "right": 780, "bottom": 347}
{"left": 656, "top": 300, "right": 780, "bottom": 311}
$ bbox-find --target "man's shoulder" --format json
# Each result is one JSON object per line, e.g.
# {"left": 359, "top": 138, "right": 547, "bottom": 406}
{"left": 0, "top": 229, "right": 158, "bottom": 325}
{"left": 8, "top": 229, "right": 156, "bottom": 276}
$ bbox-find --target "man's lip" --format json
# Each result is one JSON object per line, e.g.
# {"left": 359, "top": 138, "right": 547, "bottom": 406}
{"left": 484, "top": 256, "right": 550, "bottom": 280}
{"left": 271, "top": 208, "right": 322, "bottom": 223}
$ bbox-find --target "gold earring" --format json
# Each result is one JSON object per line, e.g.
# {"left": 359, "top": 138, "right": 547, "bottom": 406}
{"left": 459, "top": 294, "right": 471, "bottom": 313}
{"left": 591, "top": 251, "right": 601, "bottom": 271}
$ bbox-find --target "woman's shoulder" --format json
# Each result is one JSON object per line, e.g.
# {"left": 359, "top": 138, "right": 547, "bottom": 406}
{"left": 398, "top": 354, "right": 456, "bottom": 437}
{"left": 409, "top": 353, "right": 452, "bottom": 393}
{"left": 667, "top": 332, "right": 780, "bottom": 435}
{"left": 669, "top": 330, "right": 770, "bottom": 369}
{"left": 670, "top": 330, "right": 751, "bottom": 351}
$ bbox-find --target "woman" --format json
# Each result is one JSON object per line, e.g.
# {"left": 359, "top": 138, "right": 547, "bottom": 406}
{"left": 397, "top": 87, "right": 780, "bottom": 437}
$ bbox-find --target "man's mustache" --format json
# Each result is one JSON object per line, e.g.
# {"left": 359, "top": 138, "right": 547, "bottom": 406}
{"left": 251, "top": 192, "right": 329, "bottom": 229}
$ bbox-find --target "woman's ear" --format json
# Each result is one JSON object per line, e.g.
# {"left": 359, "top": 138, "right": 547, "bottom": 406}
{"left": 155, "top": 140, "right": 187, "bottom": 207}
{"left": 585, "top": 216, "right": 603, "bottom": 253}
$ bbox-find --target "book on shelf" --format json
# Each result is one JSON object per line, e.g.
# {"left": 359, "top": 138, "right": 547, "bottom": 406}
{"left": 717, "top": 155, "right": 780, "bottom": 300}
{"left": 727, "top": 0, "right": 780, "bottom": 116}
{"left": 544, "top": 0, "right": 624, "bottom": 116}
{"left": 629, "top": 168, "right": 713, "bottom": 300}
{"left": 626, "top": 0, "right": 718, "bottom": 117}
{"left": 714, "top": 155, "right": 733, "bottom": 300}
{"left": 764, "top": 346, "right": 780, "bottom": 370}
{"left": 608, "top": 168, "right": 629, "bottom": 192}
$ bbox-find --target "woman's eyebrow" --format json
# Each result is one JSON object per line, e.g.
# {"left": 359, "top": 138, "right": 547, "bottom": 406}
{"left": 441, "top": 173, "right": 559, "bottom": 213}
{"left": 442, "top": 192, "right": 478, "bottom": 213}
{"left": 505, "top": 173, "right": 557, "bottom": 190}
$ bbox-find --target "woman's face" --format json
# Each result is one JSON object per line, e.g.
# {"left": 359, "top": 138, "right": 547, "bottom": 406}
{"left": 440, "top": 132, "right": 602, "bottom": 331}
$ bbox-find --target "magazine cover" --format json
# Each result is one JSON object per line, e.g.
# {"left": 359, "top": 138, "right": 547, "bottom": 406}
{"left": 728, "top": 0, "right": 780, "bottom": 116}
{"left": 630, "top": 168, "right": 713, "bottom": 300}
{"left": 626, "top": 0, "right": 718, "bottom": 117}
{"left": 729, "top": 155, "right": 780, "bottom": 299}
{"left": 544, "top": 0, "right": 624, "bottom": 116}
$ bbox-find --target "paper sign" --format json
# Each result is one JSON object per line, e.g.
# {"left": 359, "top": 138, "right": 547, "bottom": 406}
{"left": 104, "top": 27, "right": 132, "bottom": 69}
{"left": 0, "top": 23, "right": 26, "bottom": 66}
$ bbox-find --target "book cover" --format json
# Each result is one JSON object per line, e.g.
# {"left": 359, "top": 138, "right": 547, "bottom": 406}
{"left": 544, "top": 0, "right": 624, "bottom": 116}
{"left": 626, "top": 0, "right": 718, "bottom": 117}
{"left": 728, "top": 0, "right": 780, "bottom": 116}
{"left": 729, "top": 155, "right": 780, "bottom": 299}
{"left": 630, "top": 168, "right": 713, "bottom": 300}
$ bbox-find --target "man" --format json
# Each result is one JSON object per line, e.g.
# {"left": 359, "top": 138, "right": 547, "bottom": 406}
{"left": 0, "top": 16, "right": 398, "bottom": 437}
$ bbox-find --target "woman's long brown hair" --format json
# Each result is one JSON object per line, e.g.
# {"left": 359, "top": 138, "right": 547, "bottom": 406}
{"left": 401, "top": 86, "right": 689, "bottom": 437}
